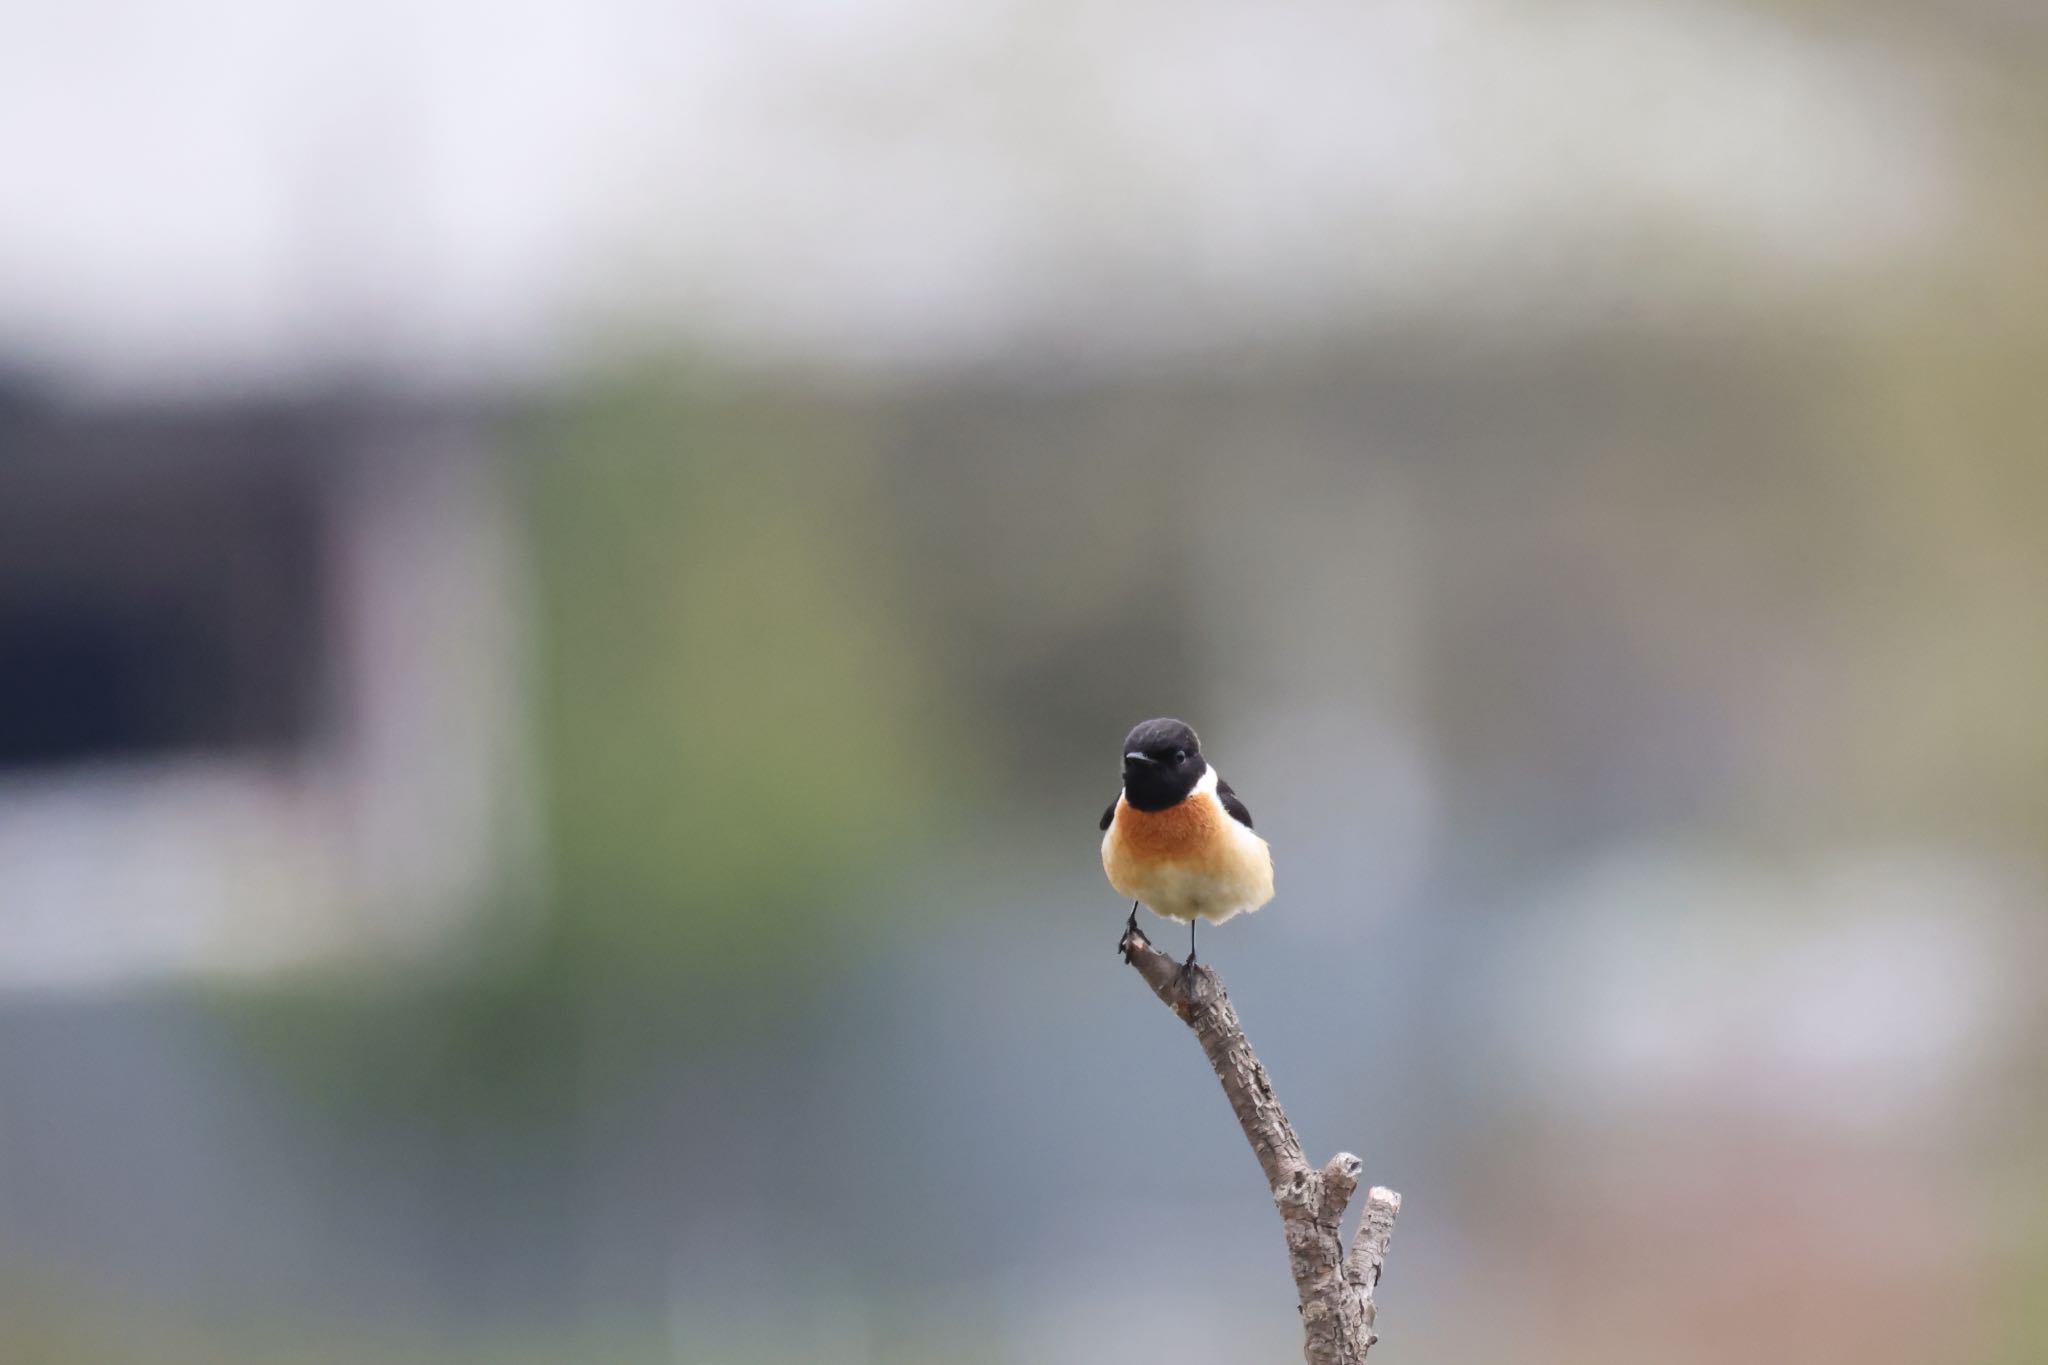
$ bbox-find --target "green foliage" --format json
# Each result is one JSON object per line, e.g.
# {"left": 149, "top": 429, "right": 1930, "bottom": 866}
{"left": 521, "top": 371, "right": 949, "bottom": 988}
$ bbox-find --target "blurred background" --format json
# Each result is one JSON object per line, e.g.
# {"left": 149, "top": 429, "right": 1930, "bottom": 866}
{"left": 2, "top": 2, "right": 2045, "bottom": 1362}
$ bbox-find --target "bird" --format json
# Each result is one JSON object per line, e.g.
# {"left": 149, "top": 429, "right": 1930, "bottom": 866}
{"left": 1100, "top": 717, "right": 1274, "bottom": 968}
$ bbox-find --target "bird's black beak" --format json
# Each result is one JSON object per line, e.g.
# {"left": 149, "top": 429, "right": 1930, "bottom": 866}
{"left": 1124, "top": 751, "right": 1158, "bottom": 767}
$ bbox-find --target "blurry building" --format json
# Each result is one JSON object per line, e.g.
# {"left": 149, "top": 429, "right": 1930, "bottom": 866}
{"left": 0, "top": 383, "right": 537, "bottom": 989}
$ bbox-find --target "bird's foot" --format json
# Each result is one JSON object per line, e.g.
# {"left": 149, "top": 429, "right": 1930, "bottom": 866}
{"left": 1178, "top": 948, "right": 1200, "bottom": 985}
{"left": 1117, "top": 904, "right": 1143, "bottom": 962}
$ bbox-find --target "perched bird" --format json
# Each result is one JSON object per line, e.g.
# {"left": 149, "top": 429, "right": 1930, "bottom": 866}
{"left": 1101, "top": 717, "right": 1274, "bottom": 966}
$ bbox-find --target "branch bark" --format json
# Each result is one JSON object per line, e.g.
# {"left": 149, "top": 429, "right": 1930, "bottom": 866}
{"left": 1118, "top": 922, "right": 1400, "bottom": 1363}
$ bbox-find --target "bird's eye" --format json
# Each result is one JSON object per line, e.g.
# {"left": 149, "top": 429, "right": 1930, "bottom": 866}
{"left": 1172, "top": 748, "right": 1187, "bottom": 764}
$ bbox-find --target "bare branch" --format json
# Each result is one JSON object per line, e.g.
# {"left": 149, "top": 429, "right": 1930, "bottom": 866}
{"left": 1347, "top": 1187, "right": 1401, "bottom": 1289}
{"left": 1117, "top": 922, "right": 1400, "bottom": 1362}
{"left": 1318, "top": 1153, "right": 1362, "bottom": 1229}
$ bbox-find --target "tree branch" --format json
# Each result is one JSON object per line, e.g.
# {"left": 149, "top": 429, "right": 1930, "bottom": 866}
{"left": 1118, "top": 921, "right": 1401, "bottom": 1363}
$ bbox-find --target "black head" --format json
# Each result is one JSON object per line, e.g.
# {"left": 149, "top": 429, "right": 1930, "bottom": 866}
{"left": 1120, "top": 717, "right": 1205, "bottom": 811}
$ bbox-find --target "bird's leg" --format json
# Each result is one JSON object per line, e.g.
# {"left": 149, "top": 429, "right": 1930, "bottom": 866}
{"left": 1117, "top": 900, "right": 1142, "bottom": 961}
{"left": 1182, "top": 917, "right": 1198, "bottom": 974}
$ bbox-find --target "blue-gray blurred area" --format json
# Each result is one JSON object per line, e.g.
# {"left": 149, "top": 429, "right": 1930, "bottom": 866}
{"left": 3, "top": 4, "right": 2046, "bottom": 1363}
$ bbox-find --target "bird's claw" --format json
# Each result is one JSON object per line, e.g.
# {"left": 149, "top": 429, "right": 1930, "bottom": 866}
{"left": 1117, "top": 906, "right": 1143, "bottom": 962}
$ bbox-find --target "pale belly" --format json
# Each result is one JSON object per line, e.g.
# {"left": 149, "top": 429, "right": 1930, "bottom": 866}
{"left": 1101, "top": 795, "right": 1275, "bottom": 925}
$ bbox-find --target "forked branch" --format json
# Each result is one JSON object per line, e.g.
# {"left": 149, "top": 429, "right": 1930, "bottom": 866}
{"left": 1118, "top": 922, "right": 1401, "bottom": 1363}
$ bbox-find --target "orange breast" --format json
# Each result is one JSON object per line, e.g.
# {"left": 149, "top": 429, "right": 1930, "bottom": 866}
{"left": 1102, "top": 790, "right": 1274, "bottom": 923}
{"left": 1110, "top": 795, "right": 1228, "bottom": 864}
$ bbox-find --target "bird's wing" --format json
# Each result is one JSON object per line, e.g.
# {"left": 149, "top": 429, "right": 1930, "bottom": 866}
{"left": 1099, "top": 796, "right": 1119, "bottom": 831}
{"left": 1216, "top": 777, "right": 1255, "bottom": 829}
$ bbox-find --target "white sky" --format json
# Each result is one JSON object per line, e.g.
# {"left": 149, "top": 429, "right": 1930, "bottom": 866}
{"left": 0, "top": 0, "right": 1950, "bottom": 392}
